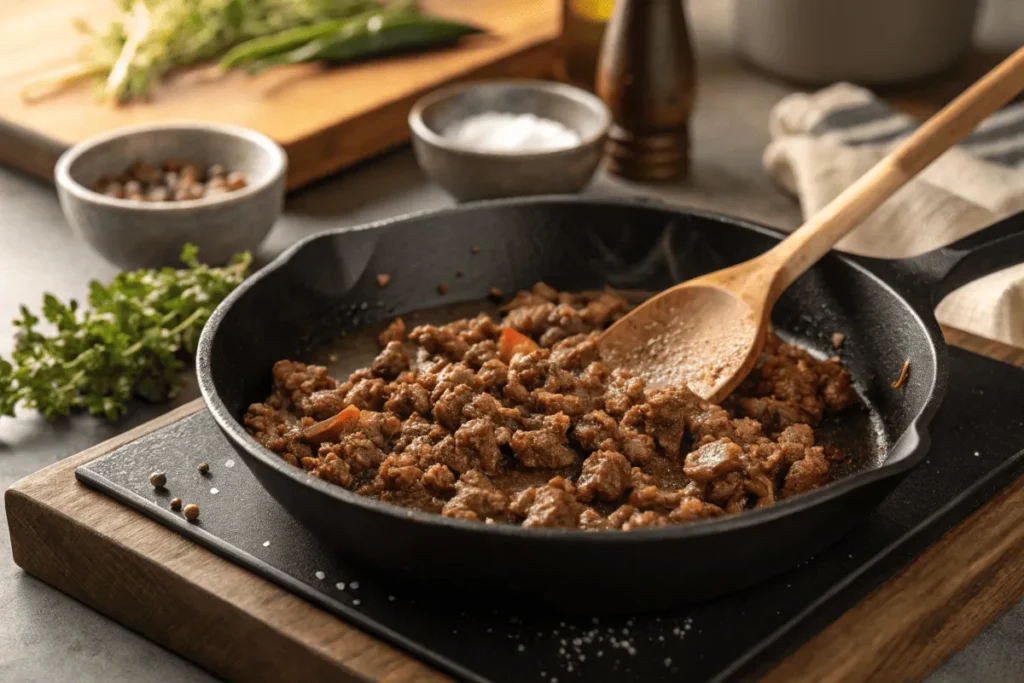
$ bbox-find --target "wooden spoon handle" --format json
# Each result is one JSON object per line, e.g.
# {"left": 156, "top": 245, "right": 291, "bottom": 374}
{"left": 764, "top": 46, "right": 1024, "bottom": 299}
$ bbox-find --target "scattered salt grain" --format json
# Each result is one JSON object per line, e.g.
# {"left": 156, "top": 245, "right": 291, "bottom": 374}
{"left": 517, "top": 644, "right": 525, "bottom": 652}
{"left": 262, "top": 540, "right": 270, "bottom": 547}
{"left": 350, "top": 581, "right": 360, "bottom": 590}
{"left": 353, "top": 599, "right": 361, "bottom": 606}
{"left": 314, "top": 570, "right": 325, "bottom": 580}
{"left": 224, "top": 459, "right": 235, "bottom": 468}
{"left": 210, "top": 487, "right": 219, "bottom": 495}
{"left": 443, "top": 112, "right": 580, "bottom": 152}
{"left": 336, "top": 582, "right": 346, "bottom": 590}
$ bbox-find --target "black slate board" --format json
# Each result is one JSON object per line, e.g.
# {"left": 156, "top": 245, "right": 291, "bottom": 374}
{"left": 77, "top": 345, "right": 1024, "bottom": 683}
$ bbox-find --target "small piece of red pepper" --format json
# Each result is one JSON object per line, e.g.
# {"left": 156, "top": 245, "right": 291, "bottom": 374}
{"left": 498, "top": 327, "right": 539, "bottom": 363}
{"left": 302, "top": 404, "right": 360, "bottom": 443}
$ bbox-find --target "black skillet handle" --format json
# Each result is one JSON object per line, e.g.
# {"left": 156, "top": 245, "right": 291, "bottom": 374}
{"left": 894, "top": 209, "right": 1024, "bottom": 307}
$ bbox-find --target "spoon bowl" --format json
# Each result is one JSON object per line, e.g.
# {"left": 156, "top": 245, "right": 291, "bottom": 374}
{"left": 599, "top": 280, "right": 763, "bottom": 401}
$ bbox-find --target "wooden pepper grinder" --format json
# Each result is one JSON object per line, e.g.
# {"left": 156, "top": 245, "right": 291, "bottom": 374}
{"left": 596, "top": 0, "right": 696, "bottom": 181}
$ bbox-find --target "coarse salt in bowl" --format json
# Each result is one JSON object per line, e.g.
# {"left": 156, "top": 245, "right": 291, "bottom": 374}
{"left": 409, "top": 80, "right": 611, "bottom": 201}
{"left": 443, "top": 112, "right": 582, "bottom": 152}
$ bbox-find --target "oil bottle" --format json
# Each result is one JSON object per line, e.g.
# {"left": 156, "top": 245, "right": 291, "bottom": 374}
{"left": 556, "top": 0, "right": 616, "bottom": 92}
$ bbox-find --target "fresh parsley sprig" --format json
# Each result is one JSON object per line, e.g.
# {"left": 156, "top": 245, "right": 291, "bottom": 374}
{"left": 0, "top": 244, "right": 251, "bottom": 421}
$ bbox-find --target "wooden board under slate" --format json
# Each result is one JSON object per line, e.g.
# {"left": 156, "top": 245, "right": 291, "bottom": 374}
{"left": 6, "top": 325, "right": 1024, "bottom": 683}
{"left": 0, "top": 0, "right": 557, "bottom": 190}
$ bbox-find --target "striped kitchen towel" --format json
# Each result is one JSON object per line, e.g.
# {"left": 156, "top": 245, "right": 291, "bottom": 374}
{"left": 764, "top": 82, "right": 1024, "bottom": 348}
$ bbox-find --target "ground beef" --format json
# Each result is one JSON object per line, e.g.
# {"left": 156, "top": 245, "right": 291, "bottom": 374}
{"left": 621, "top": 510, "right": 670, "bottom": 531}
{"left": 683, "top": 438, "right": 744, "bottom": 483}
{"left": 378, "top": 317, "right": 406, "bottom": 347}
{"left": 430, "top": 362, "right": 481, "bottom": 402}
{"left": 783, "top": 447, "right": 830, "bottom": 496}
{"left": 505, "top": 302, "right": 556, "bottom": 337}
{"left": 422, "top": 463, "right": 456, "bottom": 494}
{"left": 246, "top": 282, "right": 860, "bottom": 531}
{"left": 617, "top": 430, "right": 658, "bottom": 465}
{"left": 476, "top": 359, "right": 509, "bottom": 390}
{"left": 670, "top": 497, "right": 724, "bottom": 522}
{"left": 311, "top": 452, "right": 352, "bottom": 487}
{"left": 509, "top": 413, "right": 577, "bottom": 468}
{"left": 453, "top": 418, "right": 504, "bottom": 475}
{"left": 603, "top": 369, "right": 646, "bottom": 418}
{"left": 408, "top": 324, "right": 470, "bottom": 359}
{"left": 343, "top": 378, "right": 387, "bottom": 411}
{"left": 370, "top": 341, "right": 410, "bottom": 379}
{"left": 464, "top": 340, "right": 499, "bottom": 368}
{"left": 637, "top": 387, "right": 703, "bottom": 458}
{"left": 383, "top": 381, "right": 431, "bottom": 418}
{"left": 572, "top": 410, "right": 619, "bottom": 451}
{"left": 432, "top": 384, "right": 477, "bottom": 431}
{"left": 442, "top": 470, "right": 507, "bottom": 521}
{"left": 355, "top": 411, "right": 401, "bottom": 450}
{"left": 729, "top": 335, "right": 858, "bottom": 429}
{"left": 509, "top": 476, "right": 580, "bottom": 528}
{"left": 550, "top": 333, "right": 600, "bottom": 370}
{"left": 577, "top": 450, "right": 631, "bottom": 502}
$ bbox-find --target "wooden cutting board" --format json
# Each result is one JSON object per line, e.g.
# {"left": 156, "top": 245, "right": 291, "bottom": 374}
{"left": 0, "top": 0, "right": 559, "bottom": 190}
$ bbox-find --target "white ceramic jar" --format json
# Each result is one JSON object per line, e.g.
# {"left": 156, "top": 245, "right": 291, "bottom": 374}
{"left": 734, "top": 0, "right": 980, "bottom": 86}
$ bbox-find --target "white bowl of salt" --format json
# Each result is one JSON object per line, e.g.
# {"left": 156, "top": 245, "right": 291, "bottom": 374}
{"left": 409, "top": 80, "right": 611, "bottom": 202}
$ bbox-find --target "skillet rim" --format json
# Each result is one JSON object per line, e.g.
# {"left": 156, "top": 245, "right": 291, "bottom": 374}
{"left": 197, "top": 195, "right": 946, "bottom": 543}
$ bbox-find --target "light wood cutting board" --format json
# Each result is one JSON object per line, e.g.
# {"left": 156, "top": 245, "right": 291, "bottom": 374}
{"left": 0, "top": 0, "right": 559, "bottom": 189}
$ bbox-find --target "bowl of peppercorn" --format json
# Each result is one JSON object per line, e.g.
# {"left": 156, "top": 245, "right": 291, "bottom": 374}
{"left": 55, "top": 122, "right": 287, "bottom": 269}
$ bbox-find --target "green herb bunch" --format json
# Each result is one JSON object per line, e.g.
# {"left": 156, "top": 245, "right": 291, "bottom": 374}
{"left": 0, "top": 245, "right": 251, "bottom": 421}
{"left": 21, "top": 0, "right": 381, "bottom": 104}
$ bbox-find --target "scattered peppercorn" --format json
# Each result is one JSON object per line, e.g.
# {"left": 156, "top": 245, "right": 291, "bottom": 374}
{"left": 471, "top": 245, "right": 480, "bottom": 254}
{"left": 91, "top": 159, "right": 248, "bottom": 203}
{"left": 437, "top": 282, "right": 449, "bottom": 295}
{"left": 150, "top": 471, "right": 167, "bottom": 489}
{"left": 487, "top": 287, "right": 503, "bottom": 301}
{"left": 183, "top": 503, "right": 200, "bottom": 521}
{"left": 455, "top": 269, "right": 464, "bottom": 278}
{"left": 376, "top": 273, "right": 392, "bottom": 288}
{"left": 198, "top": 461, "right": 210, "bottom": 474}
{"left": 170, "top": 497, "right": 182, "bottom": 510}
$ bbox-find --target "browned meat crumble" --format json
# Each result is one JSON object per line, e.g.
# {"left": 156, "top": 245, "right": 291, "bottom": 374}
{"left": 245, "top": 283, "right": 859, "bottom": 530}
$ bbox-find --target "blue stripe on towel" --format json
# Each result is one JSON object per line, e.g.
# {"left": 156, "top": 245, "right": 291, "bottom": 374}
{"left": 811, "top": 97, "right": 1024, "bottom": 168}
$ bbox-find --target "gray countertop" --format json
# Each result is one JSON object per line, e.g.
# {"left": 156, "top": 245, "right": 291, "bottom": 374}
{"left": 2, "top": 1, "right": 1023, "bottom": 681}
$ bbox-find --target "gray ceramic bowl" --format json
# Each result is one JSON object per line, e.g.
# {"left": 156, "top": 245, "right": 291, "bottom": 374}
{"left": 55, "top": 122, "right": 287, "bottom": 270}
{"left": 409, "top": 80, "right": 611, "bottom": 201}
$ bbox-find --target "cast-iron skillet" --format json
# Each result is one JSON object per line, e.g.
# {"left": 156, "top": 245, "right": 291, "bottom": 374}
{"left": 197, "top": 197, "right": 1024, "bottom": 612}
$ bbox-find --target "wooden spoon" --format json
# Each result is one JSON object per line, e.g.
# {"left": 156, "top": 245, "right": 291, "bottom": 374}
{"left": 599, "top": 47, "right": 1024, "bottom": 403}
